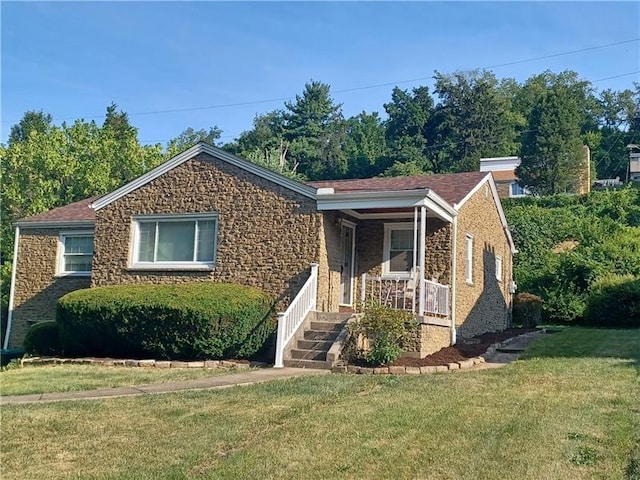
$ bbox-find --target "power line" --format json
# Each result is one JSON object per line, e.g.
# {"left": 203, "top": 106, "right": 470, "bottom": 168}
{"left": 4, "top": 38, "right": 639, "bottom": 126}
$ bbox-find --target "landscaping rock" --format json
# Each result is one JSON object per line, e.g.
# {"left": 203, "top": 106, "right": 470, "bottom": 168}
{"left": 405, "top": 366, "right": 421, "bottom": 375}
{"left": 373, "top": 367, "right": 389, "bottom": 375}
{"left": 447, "top": 362, "right": 460, "bottom": 370}
{"left": 420, "top": 366, "right": 437, "bottom": 374}
{"left": 155, "top": 361, "right": 171, "bottom": 369}
{"left": 388, "top": 366, "right": 406, "bottom": 375}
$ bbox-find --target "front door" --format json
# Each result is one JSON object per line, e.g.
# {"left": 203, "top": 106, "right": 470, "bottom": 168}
{"left": 340, "top": 222, "right": 355, "bottom": 305}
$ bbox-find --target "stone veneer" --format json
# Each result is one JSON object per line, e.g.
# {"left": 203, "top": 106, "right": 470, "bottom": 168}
{"left": 8, "top": 228, "right": 91, "bottom": 348}
{"left": 92, "top": 153, "right": 323, "bottom": 311}
{"left": 455, "top": 180, "right": 513, "bottom": 339}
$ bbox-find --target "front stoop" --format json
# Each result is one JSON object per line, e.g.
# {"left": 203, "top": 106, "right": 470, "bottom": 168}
{"left": 283, "top": 312, "right": 352, "bottom": 369}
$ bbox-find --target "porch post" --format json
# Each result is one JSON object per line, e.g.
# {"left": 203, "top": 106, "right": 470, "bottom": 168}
{"left": 412, "top": 207, "right": 419, "bottom": 313}
{"left": 418, "top": 205, "right": 427, "bottom": 316}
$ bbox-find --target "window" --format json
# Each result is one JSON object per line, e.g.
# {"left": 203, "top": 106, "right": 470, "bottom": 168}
{"left": 58, "top": 232, "right": 94, "bottom": 275}
{"left": 383, "top": 223, "right": 414, "bottom": 276}
{"left": 495, "top": 255, "right": 503, "bottom": 282}
{"left": 465, "top": 234, "right": 473, "bottom": 284}
{"left": 510, "top": 182, "right": 527, "bottom": 197}
{"left": 132, "top": 214, "right": 218, "bottom": 268}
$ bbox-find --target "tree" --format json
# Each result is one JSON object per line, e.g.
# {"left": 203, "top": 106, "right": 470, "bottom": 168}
{"left": 343, "top": 112, "right": 388, "bottom": 178}
{"left": 383, "top": 86, "right": 434, "bottom": 174}
{"left": 8, "top": 110, "right": 53, "bottom": 144}
{"left": 431, "top": 70, "right": 520, "bottom": 172}
{"left": 283, "top": 81, "right": 346, "bottom": 180}
{"left": 166, "top": 126, "right": 222, "bottom": 158}
{"left": 518, "top": 88, "right": 586, "bottom": 195}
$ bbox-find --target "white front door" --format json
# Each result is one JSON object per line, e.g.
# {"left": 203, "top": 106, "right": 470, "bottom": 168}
{"left": 339, "top": 222, "right": 355, "bottom": 305}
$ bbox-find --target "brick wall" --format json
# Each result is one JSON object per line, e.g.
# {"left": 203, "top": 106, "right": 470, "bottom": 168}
{"left": 455, "top": 181, "right": 513, "bottom": 338}
{"left": 8, "top": 228, "right": 91, "bottom": 348}
{"left": 91, "top": 153, "right": 323, "bottom": 311}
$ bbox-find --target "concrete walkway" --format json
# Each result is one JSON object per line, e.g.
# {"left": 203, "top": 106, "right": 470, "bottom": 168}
{"left": 469, "top": 330, "right": 546, "bottom": 370}
{"left": 0, "top": 367, "right": 330, "bottom": 405}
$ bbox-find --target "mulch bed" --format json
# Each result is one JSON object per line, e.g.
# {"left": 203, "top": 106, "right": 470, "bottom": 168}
{"left": 390, "top": 328, "right": 538, "bottom": 367}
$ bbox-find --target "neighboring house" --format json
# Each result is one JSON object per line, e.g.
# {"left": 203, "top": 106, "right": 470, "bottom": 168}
{"left": 4, "top": 143, "right": 516, "bottom": 367}
{"left": 628, "top": 144, "right": 640, "bottom": 183}
{"left": 479, "top": 156, "right": 529, "bottom": 199}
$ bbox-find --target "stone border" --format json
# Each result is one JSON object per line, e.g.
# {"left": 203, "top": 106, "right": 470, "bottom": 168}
{"left": 331, "top": 329, "right": 546, "bottom": 375}
{"left": 19, "top": 357, "right": 268, "bottom": 370}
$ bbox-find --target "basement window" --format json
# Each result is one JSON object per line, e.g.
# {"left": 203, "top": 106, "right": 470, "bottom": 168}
{"left": 57, "top": 231, "right": 94, "bottom": 275}
{"left": 131, "top": 213, "right": 218, "bottom": 269}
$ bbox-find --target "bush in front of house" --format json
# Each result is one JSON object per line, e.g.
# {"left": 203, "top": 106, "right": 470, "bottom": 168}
{"left": 57, "top": 283, "right": 275, "bottom": 360}
{"left": 583, "top": 275, "right": 640, "bottom": 328}
{"left": 23, "top": 321, "right": 61, "bottom": 356}
{"left": 512, "top": 293, "right": 543, "bottom": 328}
{"left": 348, "top": 303, "right": 417, "bottom": 366}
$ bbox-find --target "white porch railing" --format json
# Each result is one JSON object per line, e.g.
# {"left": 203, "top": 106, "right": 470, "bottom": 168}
{"left": 274, "top": 263, "right": 319, "bottom": 368}
{"left": 421, "top": 279, "right": 450, "bottom": 317}
{"left": 360, "top": 274, "right": 449, "bottom": 318}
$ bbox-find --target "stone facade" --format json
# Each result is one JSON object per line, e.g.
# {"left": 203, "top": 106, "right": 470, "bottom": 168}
{"left": 8, "top": 228, "right": 91, "bottom": 348}
{"left": 92, "top": 153, "right": 323, "bottom": 311}
{"left": 494, "top": 181, "right": 511, "bottom": 199}
{"left": 455, "top": 181, "right": 513, "bottom": 339}
{"left": 403, "top": 323, "right": 451, "bottom": 358}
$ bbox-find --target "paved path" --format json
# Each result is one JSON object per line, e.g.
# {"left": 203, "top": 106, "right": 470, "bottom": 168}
{"left": 0, "top": 367, "right": 330, "bottom": 405}
{"left": 469, "top": 330, "right": 547, "bottom": 370}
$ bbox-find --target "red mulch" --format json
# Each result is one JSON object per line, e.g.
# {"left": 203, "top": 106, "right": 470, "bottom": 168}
{"left": 390, "top": 328, "right": 537, "bottom": 367}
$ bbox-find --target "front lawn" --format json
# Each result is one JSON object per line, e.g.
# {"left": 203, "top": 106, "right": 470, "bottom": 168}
{"left": 0, "top": 364, "right": 242, "bottom": 396}
{"left": 1, "top": 327, "right": 638, "bottom": 480}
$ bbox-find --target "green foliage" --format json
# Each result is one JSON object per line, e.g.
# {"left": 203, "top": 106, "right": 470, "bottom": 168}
{"left": 512, "top": 293, "right": 543, "bottom": 328}
{"left": 349, "top": 303, "right": 416, "bottom": 366}
{"left": 56, "top": 283, "right": 275, "bottom": 360}
{"left": 165, "top": 126, "right": 222, "bottom": 157}
{"left": 23, "top": 322, "right": 61, "bottom": 356}
{"left": 504, "top": 188, "right": 640, "bottom": 324}
{"left": 517, "top": 71, "right": 590, "bottom": 195}
{"left": 584, "top": 275, "right": 640, "bottom": 328}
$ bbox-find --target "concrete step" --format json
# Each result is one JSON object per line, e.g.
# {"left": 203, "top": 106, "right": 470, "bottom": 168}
{"left": 310, "top": 321, "right": 345, "bottom": 332}
{"left": 296, "top": 339, "right": 333, "bottom": 351}
{"left": 304, "top": 329, "right": 340, "bottom": 341}
{"left": 283, "top": 358, "right": 329, "bottom": 369}
{"left": 314, "top": 312, "right": 353, "bottom": 323}
{"left": 290, "top": 349, "right": 326, "bottom": 361}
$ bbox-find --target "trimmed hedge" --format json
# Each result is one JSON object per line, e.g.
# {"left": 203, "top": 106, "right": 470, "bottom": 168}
{"left": 584, "top": 275, "right": 640, "bottom": 328}
{"left": 23, "top": 321, "right": 61, "bottom": 356}
{"left": 57, "top": 283, "right": 275, "bottom": 360}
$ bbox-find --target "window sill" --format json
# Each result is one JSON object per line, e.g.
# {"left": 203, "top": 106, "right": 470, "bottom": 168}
{"left": 381, "top": 273, "right": 412, "bottom": 280}
{"left": 55, "top": 272, "right": 91, "bottom": 278}
{"left": 127, "top": 263, "right": 214, "bottom": 272}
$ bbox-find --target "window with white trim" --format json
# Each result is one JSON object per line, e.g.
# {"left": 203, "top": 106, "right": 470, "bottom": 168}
{"left": 132, "top": 214, "right": 218, "bottom": 268}
{"left": 465, "top": 234, "right": 473, "bottom": 284}
{"left": 495, "top": 255, "right": 503, "bottom": 282}
{"left": 58, "top": 232, "right": 94, "bottom": 275}
{"left": 383, "top": 223, "right": 415, "bottom": 276}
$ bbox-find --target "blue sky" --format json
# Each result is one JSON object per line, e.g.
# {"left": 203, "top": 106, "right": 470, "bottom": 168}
{"left": 2, "top": 1, "right": 639, "bottom": 147}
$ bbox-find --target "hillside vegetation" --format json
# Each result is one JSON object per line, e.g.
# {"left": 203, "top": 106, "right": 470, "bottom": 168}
{"left": 503, "top": 186, "right": 640, "bottom": 324}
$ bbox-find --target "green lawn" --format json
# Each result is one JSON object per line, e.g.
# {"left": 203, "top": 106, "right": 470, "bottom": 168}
{"left": 0, "top": 364, "right": 242, "bottom": 396}
{"left": 1, "top": 327, "right": 638, "bottom": 480}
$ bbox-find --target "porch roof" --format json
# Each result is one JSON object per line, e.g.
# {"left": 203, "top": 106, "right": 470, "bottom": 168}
{"left": 308, "top": 171, "right": 488, "bottom": 205}
{"left": 310, "top": 172, "right": 490, "bottom": 222}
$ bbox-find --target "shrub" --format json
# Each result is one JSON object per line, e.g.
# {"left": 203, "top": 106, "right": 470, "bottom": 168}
{"left": 583, "top": 275, "right": 640, "bottom": 328}
{"left": 349, "top": 303, "right": 416, "bottom": 366}
{"left": 57, "top": 283, "right": 275, "bottom": 360}
{"left": 23, "top": 322, "right": 61, "bottom": 356}
{"left": 513, "top": 293, "right": 543, "bottom": 328}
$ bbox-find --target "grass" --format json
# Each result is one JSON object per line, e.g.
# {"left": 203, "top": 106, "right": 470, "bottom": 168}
{"left": 1, "top": 327, "right": 639, "bottom": 480}
{"left": 0, "top": 364, "right": 240, "bottom": 396}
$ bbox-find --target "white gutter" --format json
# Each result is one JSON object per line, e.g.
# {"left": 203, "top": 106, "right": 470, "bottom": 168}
{"left": 15, "top": 220, "right": 94, "bottom": 229}
{"left": 450, "top": 216, "right": 458, "bottom": 345}
{"left": 3, "top": 226, "right": 20, "bottom": 349}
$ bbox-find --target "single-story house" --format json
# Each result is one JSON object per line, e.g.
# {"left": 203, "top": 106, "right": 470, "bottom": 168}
{"left": 4, "top": 143, "right": 516, "bottom": 366}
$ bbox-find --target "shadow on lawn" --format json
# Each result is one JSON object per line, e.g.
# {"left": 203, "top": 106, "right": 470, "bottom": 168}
{"left": 521, "top": 326, "right": 640, "bottom": 370}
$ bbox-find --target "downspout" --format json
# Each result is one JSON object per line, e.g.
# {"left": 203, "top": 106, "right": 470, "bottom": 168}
{"left": 3, "top": 226, "right": 20, "bottom": 350}
{"left": 450, "top": 216, "right": 458, "bottom": 345}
